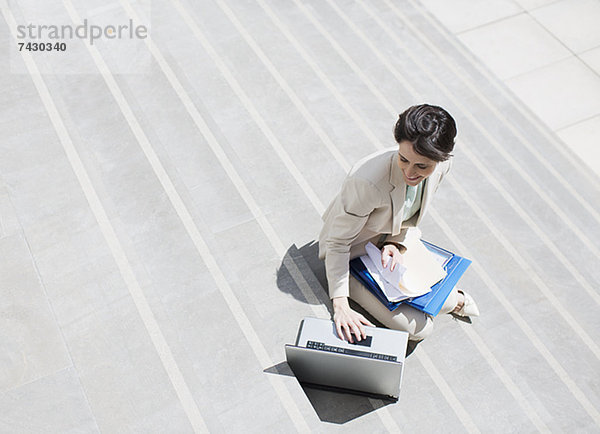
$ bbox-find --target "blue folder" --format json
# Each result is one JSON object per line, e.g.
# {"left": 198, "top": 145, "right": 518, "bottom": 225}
{"left": 349, "top": 240, "right": 472, "bottom": 316}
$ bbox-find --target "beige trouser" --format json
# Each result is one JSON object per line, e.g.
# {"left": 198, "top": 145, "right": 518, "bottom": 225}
{"left": 349, "top": 275, "right": 459, "bottom": 341}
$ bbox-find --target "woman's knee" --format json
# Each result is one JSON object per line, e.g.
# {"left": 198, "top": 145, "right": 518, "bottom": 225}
{"left": 348, "top": 277, "right": 436, "bottom": 340}
{"left": 409, "top": 316, "right": 434, "bottom": 341}
{"left": 382, "top": 309, "right": 434, "bottom": 341}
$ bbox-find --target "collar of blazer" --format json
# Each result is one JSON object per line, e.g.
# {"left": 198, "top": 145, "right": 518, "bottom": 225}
{"left": 388, "top": 153, "right": 449, "bottom": 235}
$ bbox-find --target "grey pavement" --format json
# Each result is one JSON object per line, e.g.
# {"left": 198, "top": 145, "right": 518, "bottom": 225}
{"left": 1, "top": 0, "right": 600, "bottom": 432}
{"left": 423, "top": 0, "right": 600, "bottom": 178}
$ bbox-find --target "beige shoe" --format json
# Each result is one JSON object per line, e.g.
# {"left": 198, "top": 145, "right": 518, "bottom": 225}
{"left": 452, "top": 289, "right": 479, "bottom": 318}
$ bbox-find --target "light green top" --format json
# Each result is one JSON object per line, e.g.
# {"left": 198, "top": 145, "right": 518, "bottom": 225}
{"left": 402, "top": 180, "right": 424, "bottom": 222}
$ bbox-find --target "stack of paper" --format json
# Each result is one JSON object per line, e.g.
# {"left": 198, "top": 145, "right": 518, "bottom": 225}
{"left": 361, "top": 243, "right": 408, "bottom": 302}
{"left": 360, "top": 237, "right": 447, "bottom": 301}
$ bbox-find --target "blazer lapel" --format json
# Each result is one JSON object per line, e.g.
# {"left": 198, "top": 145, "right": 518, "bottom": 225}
{"left": 416, "top": 164, "right": 443, "bottom": 225}
{"left": 389, "top": 153, "right": 406, "bottom": 235}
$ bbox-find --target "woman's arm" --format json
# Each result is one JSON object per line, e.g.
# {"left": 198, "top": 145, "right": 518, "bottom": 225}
{"left": 322, "top": 176, "right": 381, "bottom": 298}
{"left": 322, "top": 176, "right": 382, "bottom": 341}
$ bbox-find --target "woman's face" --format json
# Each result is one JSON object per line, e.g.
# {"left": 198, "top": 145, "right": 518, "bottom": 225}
{"left": 397, "top": 140, "right": 438, "bottom": 186}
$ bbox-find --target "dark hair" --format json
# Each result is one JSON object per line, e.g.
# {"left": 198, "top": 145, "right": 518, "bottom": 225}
{"left": 394, "top": 104, "right": 456, "bottom": 162}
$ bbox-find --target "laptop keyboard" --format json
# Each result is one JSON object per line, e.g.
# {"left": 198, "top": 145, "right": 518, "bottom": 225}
{"left": 306, "top": 341, "right": 397, "bottom": 362}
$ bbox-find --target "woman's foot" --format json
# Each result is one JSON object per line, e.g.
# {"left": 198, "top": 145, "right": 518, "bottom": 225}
{"left": 451, "top": 289, "right": 479, "bottom": 319}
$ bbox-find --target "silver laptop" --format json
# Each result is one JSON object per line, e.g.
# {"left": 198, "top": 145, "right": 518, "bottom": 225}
{"left": 285, "top": 317, "right": 408, "bottom": 400}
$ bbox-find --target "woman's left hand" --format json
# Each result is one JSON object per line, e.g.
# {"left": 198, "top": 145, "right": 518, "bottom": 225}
{"left": 381, "top": 244, "right": 403, "bottom": 271}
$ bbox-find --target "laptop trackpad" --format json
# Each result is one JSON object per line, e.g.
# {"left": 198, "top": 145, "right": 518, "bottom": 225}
{"left": 348, "top": 335, "right": 372, "bottom": 347}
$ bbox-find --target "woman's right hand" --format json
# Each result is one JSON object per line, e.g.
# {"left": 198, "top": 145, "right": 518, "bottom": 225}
{"left": 332, "top": 296, "right": 375, "bottom": 343}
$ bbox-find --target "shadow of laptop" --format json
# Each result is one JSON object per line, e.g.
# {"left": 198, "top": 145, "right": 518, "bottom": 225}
{"left": 264, "top": 361, "right": 395, "bottom": 424}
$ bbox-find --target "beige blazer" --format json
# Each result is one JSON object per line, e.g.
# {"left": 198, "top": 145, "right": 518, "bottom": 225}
{"left": 318, "top": 148, "right": 451, "bottom": 299}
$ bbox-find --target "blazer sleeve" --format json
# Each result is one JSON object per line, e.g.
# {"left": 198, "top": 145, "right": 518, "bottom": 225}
{"left": 323, "top": 176, "right": 382, "bottom": 299}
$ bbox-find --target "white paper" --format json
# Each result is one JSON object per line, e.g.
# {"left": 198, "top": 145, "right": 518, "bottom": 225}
{"left": 365, "top": 242, "right": 406, "bottom": 286}
{"left": 360, "top": 252, "right": 408, "bottom": 302}
{"left": 398, "top": 234, "right": 446, "bottom": 296}
{"left": 359, "top": 239, "right": 447, "bottom": 299}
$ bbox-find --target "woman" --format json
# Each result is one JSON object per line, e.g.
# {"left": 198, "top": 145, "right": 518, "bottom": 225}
{"left": 318, "top": 104, "right": 479, "bottom": 344}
